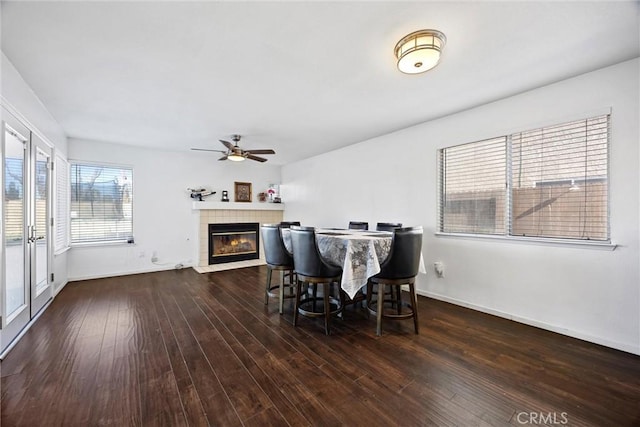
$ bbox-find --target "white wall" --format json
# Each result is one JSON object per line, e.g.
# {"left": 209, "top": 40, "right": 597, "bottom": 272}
{"left": 67, "top": 139, "right": 281, "bottom": 280}
{"left": 1, "top": 52, "right": 69, "bottom": 294}
{"left": 282, "top": 58, "right": 640, "bottom": 355}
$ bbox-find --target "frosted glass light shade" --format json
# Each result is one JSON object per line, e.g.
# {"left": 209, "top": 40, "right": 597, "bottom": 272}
{"left": 227, "top": 153, "right": 245, "bottom": 161}
{"left": 395, "top": 29, "right": 446, "bottom": 74}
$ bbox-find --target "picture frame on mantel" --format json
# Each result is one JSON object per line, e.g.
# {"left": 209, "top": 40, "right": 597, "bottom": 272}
{"left": 234, "top": 182, "right": 252, "bottom": 202}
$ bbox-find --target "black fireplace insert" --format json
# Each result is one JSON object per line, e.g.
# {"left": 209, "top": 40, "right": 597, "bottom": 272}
{"left": 208, "top": 222, "right": 260, "bottom": 265}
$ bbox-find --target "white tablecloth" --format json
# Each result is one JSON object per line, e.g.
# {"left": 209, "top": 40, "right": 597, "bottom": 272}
{"left": 282, "top": 228, "right": 427, "bottom": 299}
{"left": 315, "top": 230, "right": 392, "bottom": 299}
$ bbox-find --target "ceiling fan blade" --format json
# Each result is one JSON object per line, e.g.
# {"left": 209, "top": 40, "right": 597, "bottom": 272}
{"left": 192, "top": 148, "right": 226, "bottom": 153}
{"left": 245, "top": 149, "right": 275, "bottom": 155}
{"left": 218, "top": 155, "right": 228, "bottom": 161}
{"left": 219, "top": 139, "right": 235, "bottom": 150}
{"left": 246, "top": 154, "right": 268, "bottom": 162}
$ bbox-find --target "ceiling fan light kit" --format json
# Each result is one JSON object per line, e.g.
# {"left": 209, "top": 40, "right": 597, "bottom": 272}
{"left": 227, "top": 152, "right": 246, "bottom": 162}
{"left": 395, "top": 29, "right": 446, "bottom": 74}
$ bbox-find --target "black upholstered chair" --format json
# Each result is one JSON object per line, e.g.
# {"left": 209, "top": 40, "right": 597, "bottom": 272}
{"left": 367, "top": 226, "right": 423, "bottom": 336}
{"left": 280, "top": 221, "right": 301, "bottom": 227}
{"left": 261, "top": 224, "right": 296, "bottom": 314}
{"left": 348, "top": 221, "right": 369, "bottom": 230}
{"left": 376, "top": 222, "right": 403, "bottom": 232}
{"left": 290, "top": 226, "right": 343, "bottom": 335}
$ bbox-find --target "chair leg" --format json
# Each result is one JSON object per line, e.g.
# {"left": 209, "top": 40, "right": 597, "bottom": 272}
{"left": 265, "top": 267, "right": 273, "bottom": 305}
{"left": 293, "top": 279, "right": 302, "bottom": 327}
{"left": 289, "top": 270, "right": 295, "bottom": 295}
{"left": 396, "top": 286, "right": 402, "bottom": 315}
{"left": 409, "top": 282, "right": 419, "bottom": 334}
{"left": 279, "top": 270, "right": 285, "bottom": 315}
{"left": 323, "top": 282, "right": 331, "bottom": 335}
{"left": 365, "top": 281, "right": 372, "bottom": 319}
{"left": 376, "top": 282, "right": 384, "bottom": 336}
{"left": 312, "top": 284, "right": 318, "bottom": 313}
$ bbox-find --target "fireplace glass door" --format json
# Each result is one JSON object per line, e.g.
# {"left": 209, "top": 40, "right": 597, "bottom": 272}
{"left": 209, "top": 223, "right": 259, "bottom": 264}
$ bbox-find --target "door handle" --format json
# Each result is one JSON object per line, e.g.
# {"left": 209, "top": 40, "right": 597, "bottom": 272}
{"left": 27, "top": 226, "right": 45, "bottom": 243}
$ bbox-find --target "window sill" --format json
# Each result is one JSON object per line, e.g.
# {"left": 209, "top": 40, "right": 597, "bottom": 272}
{"left": 54, "top": 246, "right": 71, "bottom": 256}
{"left": 435, "top": 232, "right": 617, "bottom": 251}
{"left": 71, "top": 241, "right": 135, "bottom": 249}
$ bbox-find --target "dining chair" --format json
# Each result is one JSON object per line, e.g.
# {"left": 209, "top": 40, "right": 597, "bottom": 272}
{"left": 280, "top": 221, "right": 301, "bottom": 227}
{"left": 290, "top": 226, "right": 343, "bottom": 335}
{"left": 376, "top": 222, "right": 403, "bottom": 232}
{"left": 348, "top": 221, "right": 369, "bottom": 230}
{"left": 261, "top": 224, "right": 296, "bottom": 314}
{"left": 366, "top": 226, "right": 423, "bottom": 336}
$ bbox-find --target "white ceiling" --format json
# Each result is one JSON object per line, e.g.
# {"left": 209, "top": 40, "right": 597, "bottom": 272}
{"left": 1, "top": 1, "right": 638, "bottom": 165}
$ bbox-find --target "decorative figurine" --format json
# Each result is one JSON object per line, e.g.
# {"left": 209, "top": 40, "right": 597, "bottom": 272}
{"left": 188, "top": 188, "right": 216, "bottom": 201}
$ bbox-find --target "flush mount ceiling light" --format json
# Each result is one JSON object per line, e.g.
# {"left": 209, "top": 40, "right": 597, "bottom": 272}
{"left": 394, "top": 29, "right": 446, "bottom": 74}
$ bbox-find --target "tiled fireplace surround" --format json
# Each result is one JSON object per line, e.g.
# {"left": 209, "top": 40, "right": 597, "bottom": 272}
{"left": 194, "top": 203, "right": 284, "bottom": 273}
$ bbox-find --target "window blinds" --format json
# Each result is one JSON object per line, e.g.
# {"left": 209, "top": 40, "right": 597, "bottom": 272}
{"left": 439, "top": 114, "right": 609, "bottom": 241}
{"left": 54, "top": 155, "right": 70, "bottom": 252}
{"left": 511, "top": 116, "right": 608, "bottom": 240}
{"left": 70, "top": 163, "right": 133, "bottom": 244}
{"left": 440, "top": 136, "right": 507, "bottom": 235}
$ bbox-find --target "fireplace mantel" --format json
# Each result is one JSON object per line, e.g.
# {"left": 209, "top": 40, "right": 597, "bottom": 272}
{"left": 192, "top": 201, "right": 284, "bottom": 211}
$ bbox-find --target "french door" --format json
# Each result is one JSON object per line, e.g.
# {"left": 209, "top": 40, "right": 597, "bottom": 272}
{"left": 1, "top": 109, "right": 52, "bottom": 353}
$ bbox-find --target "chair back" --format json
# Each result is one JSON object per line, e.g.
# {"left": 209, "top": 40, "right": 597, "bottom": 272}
{"left": 290, "top": 226, "right": 342, "bottom": 278}
{"left": 348, "top": 221, "right": 369, "bottom": 230}
{"left": 377, "top": 226, "right": 423, "bottom": 280}
{"left": 261, "top": 224, "right": 293, "bottom": 267}
{"left": 376, "top": 222, "right": 403, "bottom": 232}
{"left": 280, "top": 221, "right": 301, "bottom": 227}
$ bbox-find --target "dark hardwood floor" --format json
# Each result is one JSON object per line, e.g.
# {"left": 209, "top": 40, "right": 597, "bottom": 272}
{"left": 1, "top": 267, "right": 639, "bottom": 426}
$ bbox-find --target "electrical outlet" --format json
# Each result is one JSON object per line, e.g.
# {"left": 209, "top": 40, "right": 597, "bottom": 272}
{"left": 434, "top": 261, "right": 444, "bottom": 278}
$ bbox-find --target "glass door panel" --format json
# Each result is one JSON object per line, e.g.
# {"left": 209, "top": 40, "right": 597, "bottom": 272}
{"left": 1, "top": 111, "right": 31, "bottom": 353}
{"left": 31, "top": 137, "right": 51, "bottom": 315}
{"left": 4, "top": 128, "right": 26, "bottom": 318}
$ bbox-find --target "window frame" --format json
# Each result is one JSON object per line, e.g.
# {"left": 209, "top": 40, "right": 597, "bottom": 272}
{"left": 54, "top": 154, "right": 70, "bottom": 254}
{"left": 69, "top": 160, "right": 134, "bottom": 246}
{"left": 436, "top": 114, "right": 616, "bottom": 250}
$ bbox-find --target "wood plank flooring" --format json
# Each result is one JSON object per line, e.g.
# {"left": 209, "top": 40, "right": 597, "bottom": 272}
{"left": 2, "top": 267, "right": 639, "bottom": 426}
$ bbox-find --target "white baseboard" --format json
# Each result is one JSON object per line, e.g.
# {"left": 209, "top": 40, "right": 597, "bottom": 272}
{"left": 68, "top": 259, "right": 267, "bottom": 282}
{"left": 417, "top": 290, "right": 640, "bottom": 356}
{"left": 53, "top": 279, "right": 69, "bottom": 297}
{"left": 67, "top": 264, "right": 183, "bottom": 282}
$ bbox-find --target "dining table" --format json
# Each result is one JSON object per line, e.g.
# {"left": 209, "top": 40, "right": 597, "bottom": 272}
{"left": 281, "top": 227, "right": 425, "bottom": 299}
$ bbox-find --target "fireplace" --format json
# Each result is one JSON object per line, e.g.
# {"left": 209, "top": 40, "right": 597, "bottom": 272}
{"left": 208, "top": 222, "right": 260, "bottom": 265}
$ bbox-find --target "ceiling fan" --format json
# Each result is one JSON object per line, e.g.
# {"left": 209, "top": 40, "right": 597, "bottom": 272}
{"left": 191, "top": 134, "right": 275, "bottom": 162}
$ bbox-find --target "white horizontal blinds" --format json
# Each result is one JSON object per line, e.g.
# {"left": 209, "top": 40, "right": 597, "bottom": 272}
{"left": 54, "top": 155, "right": 70, "bottom": 252}
{"left": 510, "top": 115, "right": 609, "bottom": 240}
{"left": 440, "top": 136, "right": 507, "bottom": 235}
{"left": 70, "top": 163, "right": 133, "bottom": 244}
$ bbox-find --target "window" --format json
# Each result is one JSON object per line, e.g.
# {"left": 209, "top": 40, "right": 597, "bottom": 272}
{"left": 70, "top": 162, "right": 133, "bottom": 244}
{"left": 439, "top": 114, "right": 609, "bottom": 242}
{"left": 54, "top": 155, "right": 70, "bottom": 252}
{"left": 439, "top": 136, "right": 507, "bottom": 235}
